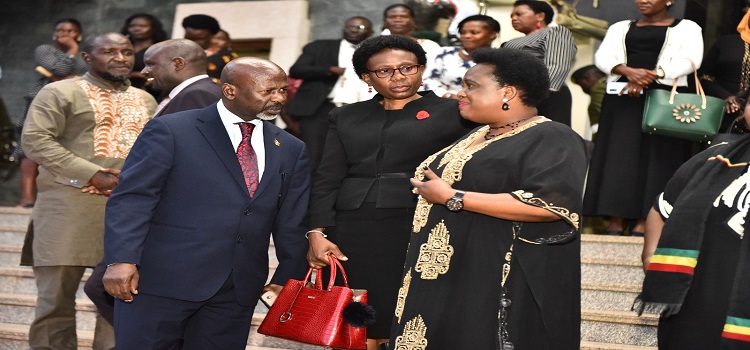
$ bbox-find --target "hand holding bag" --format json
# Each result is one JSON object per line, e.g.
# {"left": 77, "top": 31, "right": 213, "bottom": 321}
{"left": 642, "top": 60, "right": 726, "bottom": 141}
{"left": 258, "top": 255, "right": 371, "bottom": 349}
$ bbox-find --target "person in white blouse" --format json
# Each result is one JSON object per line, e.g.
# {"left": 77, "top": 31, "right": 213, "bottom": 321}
{"left": 423, "top": 14, "right": 500, "bottom": 99}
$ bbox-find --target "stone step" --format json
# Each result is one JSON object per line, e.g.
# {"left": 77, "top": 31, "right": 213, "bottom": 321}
{"left": 582, "top": 256, "right": 644, "bottom": 286}
{"left": 581, "top": 340, "right": 657, "bottom": 350}
{"left": 580, "top": 234, "right": 644, "bottom": 260}
{"left": 0, "top": 207, "right": 31, "bottom": 227}
{"left": 0, "top": 315, "right": 326, "bottom": 350}
{"left": 0, "top": 266, "right": 90, "bottom": 298}
{"left": 582, "top": 281, "right": 641, "bottom": 312}
{"left": 0, "top": 292, "right": 97, "bottom": 331}
{"left": 581, "top": 309, "right": 658, "bottom": 347}
{"left": 0, "top": 245, "right": 21, "bottom": 267}
{"left": 0, "top": 225, "right": 26, "bottom": 247}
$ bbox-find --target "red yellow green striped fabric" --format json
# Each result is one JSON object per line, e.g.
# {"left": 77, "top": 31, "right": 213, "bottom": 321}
{"left": 647, "top": 248, "right": 699, "bottom": 275}
{"left": 723, "top": 316, "right": 750, "bottom": 342}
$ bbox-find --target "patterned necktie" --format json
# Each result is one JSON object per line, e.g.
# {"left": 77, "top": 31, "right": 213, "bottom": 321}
{"left": 236, "top": 122, "right": 259, "bottom": 197}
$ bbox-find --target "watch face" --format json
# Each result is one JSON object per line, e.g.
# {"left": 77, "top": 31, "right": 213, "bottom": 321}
{"left": 446, "top": 198, "right": 463, "bottom": 212}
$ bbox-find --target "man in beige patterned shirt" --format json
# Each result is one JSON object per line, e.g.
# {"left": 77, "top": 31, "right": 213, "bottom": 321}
{"left": 21, "top": 32, "right": 156, "bottom": 350}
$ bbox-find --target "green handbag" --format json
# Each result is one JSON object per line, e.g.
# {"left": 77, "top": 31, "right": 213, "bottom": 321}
{"left": 641, "top": 61, "right": 726, "bottom": 142}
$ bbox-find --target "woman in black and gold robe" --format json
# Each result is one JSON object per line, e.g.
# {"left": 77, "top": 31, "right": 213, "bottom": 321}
{"left": 392, "top": 48, "right": 586, "bottom": 350}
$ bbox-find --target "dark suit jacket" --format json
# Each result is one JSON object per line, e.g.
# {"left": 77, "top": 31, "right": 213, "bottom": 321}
{"left": 104, "top": 103, "right": 310, "bottom": 306}
{"left": 286, "top": 39, "right": 342, "bottom": 118}
{"left": 156, "top": 77, "right": 223, "bottom": 117}
{"left": 310, "top": 92, "right": 478, "bottom": 228}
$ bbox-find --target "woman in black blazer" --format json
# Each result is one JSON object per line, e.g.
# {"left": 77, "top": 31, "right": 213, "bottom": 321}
{"left": 305, "top": 35, "right": 476, "bottom": 350}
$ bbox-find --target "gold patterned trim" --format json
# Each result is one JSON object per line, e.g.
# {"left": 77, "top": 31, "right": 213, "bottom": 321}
{"left": 394, "top": 315, "right": 428, "bottom": 350}
{"left": 395, "top": 269, "right": 412, "bottom": 323}
{"left": 511, "top": 190, "right": 579, "bottom": 230}
{"left": 76, "top": 80, "right": 151, "bottom": 159}
{"left": 412, "top": 118, "right": 549, "bottom": 232}
{"left": 415, "top": 220, "right": 454, "bottom": 280}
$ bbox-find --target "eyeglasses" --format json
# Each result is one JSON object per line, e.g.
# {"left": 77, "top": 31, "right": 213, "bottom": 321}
{"left": 368, "top": 65, "right": 422, "bottom": 78}
{"left": 345, "top": 24, "right": 370, "bottom": 31}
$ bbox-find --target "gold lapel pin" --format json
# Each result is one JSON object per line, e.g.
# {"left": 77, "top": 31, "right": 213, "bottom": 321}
{"left": 274, "top": 139, "right": 280, "bottom": 147}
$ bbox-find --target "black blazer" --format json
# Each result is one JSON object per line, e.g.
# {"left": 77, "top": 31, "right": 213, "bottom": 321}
{"left": 286, "top": 39, "right": 342, "bottom": 118}
{"left": 156, "top": 77, "right": 223, "bottom": 117}
{"left": 310, "top": 92, "right": 478, "bottom": 228}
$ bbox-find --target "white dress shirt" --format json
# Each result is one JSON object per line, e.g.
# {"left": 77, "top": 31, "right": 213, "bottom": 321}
{"left": 216, "top": 100, "right": 266, "bottom": 181}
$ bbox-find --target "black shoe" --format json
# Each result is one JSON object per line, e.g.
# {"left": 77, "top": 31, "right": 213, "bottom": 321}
{"left": 378, "top": 343, "right": 390, "bottom": 350}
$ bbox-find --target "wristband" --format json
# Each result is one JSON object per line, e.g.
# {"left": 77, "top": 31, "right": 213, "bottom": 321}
{"left": 305, "top": 230, "right": 327, "bottom": 239}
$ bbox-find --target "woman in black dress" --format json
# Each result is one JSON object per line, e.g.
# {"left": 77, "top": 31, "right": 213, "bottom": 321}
{"left": 583, "top": 0, "right": 704, "bottom": 235}
{"left": 306, "top": 35, "right": 476, "bottom": 350}
{"left": 120, "top": 13, "right": 167, "bottom": 96}
{"left": 638, "top": 87, "right": 750, "bottom": 349}
{"left": 392, "top": 48, "right": 587, "bottom": 349}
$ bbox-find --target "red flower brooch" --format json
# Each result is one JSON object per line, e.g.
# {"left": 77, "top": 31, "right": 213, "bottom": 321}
{"left": 416, "top": 110, "right": 430, "bottom": 120}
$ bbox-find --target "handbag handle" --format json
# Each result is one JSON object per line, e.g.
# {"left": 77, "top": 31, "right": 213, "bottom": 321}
{"left": 303, "top": 255, "right": 350, "bottom": 292}
{"left": 667, "top": 59, "right": 707, "bottom": 109}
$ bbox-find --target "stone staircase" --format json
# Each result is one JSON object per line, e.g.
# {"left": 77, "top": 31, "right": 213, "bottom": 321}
{"left": 0, "top": 207, "right": 658, "bottom": 349}
{"left": 580, "top": 234, "right": 658, "bottom": 349}
{"left": 0, "top": 207, "right": 321, "bottom": 350}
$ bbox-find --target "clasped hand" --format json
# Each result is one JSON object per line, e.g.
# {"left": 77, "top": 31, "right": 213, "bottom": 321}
{"left": 81, "top": 168, "right": 120, "bottom": 195}
{"left": 410, "top": 167, "right": 454, "bottom": 205}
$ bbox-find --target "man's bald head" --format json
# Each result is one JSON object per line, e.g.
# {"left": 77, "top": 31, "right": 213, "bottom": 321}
{"left": 220, "top": 57, "right": 288, "bottom": 121}
{"left": 141, "top": 39, "right": 209, "bottom": 94}
{"left": 220, "top": 57, "right": 285, "bottom": 86}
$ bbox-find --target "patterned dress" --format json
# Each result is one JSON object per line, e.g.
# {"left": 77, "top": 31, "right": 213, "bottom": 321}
{"left": 422, "top": 47, "right": 474, "bottom": 98}
{"left": 390, "top": 119, "right": 586, "bottom": 349}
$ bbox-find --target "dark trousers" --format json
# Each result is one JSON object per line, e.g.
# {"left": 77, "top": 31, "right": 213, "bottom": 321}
{"left": 84, "top": 259, "right": 114, "bottom": 325}
{"left": 113, "top": 272, "right": 253, "bottom": 350}
{"left": 298, "top": 101, "right": 335, "bottom": 175}
{"left": 537, "top": 85, "right": 572, "bottom": 127}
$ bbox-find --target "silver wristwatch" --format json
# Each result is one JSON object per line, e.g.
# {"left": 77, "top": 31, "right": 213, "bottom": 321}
{"left": 445, "top": 190, "right": 466, "bottom": 212}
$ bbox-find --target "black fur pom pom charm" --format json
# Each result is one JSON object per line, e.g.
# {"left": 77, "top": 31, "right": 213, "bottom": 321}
{"left": 343, "top": 301, "right": 376, "bottom": 327}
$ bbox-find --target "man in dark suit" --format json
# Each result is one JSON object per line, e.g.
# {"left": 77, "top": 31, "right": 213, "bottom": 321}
{"left": 102, "top": 57, "right": 310, "bottom": 349}
{"left": 287, "top": 16, "right": 373, "bottom": 173}
{"left": 141, "top": 39, "right": 223, "bottom": 117}
{"left": 82, "top": 38, "right": 223, "bottom": 327}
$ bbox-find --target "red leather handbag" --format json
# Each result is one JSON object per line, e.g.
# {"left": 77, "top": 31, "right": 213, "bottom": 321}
{"left": 258, "top": 255, "right": 368, "bottom": 349}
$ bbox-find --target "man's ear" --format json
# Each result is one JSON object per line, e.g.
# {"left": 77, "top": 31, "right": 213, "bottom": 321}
{"left": 81, "top": 52, "right": 90, "bottom": 63}
{"left": 173, "top": 57, "right": 186, "bottom": 71}
{"left": 222, "top": 83, "right": 235, "bottom": 100}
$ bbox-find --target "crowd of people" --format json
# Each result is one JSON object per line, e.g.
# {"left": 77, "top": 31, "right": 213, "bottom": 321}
{"left": 8, "top": 0, "right": 750, "bottom": 349}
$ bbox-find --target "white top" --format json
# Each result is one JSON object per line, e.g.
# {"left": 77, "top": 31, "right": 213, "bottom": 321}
{"left": 423, "top": 46, "right": 474, "bottom": 97}
{"left": 328, "top": 39, "right": 358, "bottom": 99}
{"left": 216, "top": 100, "right": 265, "bottom": 181}
{"left": 595, "top": 19, "right": 704, "bottom": 87}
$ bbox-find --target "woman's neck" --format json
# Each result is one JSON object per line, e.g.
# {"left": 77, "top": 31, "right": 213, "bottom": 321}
{"left": 526, "top": 26, "right": 545, "bottom": 35}
{"left": 381, "top": 93, "right": 422, "bottom": 110}
{"left": 132, "top": 38, "right": 153, "bottom": 52}
{"left": 639, "top": 12, "right": 673, "bottom": 26}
